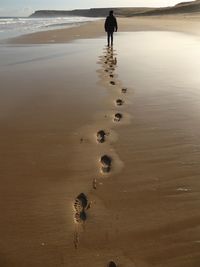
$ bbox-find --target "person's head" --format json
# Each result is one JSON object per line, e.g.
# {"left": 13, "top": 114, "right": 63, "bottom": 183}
{"left": 109, "top": 10, "right": 113, "bottom": 16}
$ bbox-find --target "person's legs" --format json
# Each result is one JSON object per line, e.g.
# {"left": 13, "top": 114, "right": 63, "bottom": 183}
{"left": 107, "top": 32, "right": 111, "bottom": 46}
{"left": 107, "top": 32, "right": 114, "bottom": 47}
{"left": 110, "top": 32, "right": 113, "bottom": 46}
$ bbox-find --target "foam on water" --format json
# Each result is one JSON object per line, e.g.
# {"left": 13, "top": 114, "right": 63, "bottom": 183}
{"left": 0, "top": 16, "right": 101, "bottom": 40}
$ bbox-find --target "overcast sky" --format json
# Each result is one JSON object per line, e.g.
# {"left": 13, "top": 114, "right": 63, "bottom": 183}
{"left": 0, "top": 0, "right": 194, "bottom": 17}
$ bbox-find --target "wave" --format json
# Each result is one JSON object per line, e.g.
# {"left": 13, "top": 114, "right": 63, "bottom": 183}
{"left": 0, "top": 16, "right": 101, "bottom": 39}
{"left": 0, "top": 16, "right": 99, "bottom": 27}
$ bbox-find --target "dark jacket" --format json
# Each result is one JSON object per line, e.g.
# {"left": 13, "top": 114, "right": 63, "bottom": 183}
{"left": 104, "top": 15, "right": 118, "bottom": 33}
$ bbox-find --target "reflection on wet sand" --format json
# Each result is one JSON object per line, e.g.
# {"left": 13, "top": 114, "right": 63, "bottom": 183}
{"left": 0, "top": 31, "right": 200, "bottom": 267}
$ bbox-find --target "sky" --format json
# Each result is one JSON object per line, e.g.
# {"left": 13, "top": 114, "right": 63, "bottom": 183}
{"left": 0, "top": 0, "right": 194, "bottom": 17}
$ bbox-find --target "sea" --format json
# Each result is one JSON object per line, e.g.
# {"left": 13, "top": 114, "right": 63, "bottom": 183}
{"left": 0, "top": 16, "right": 101, "bottom": 41}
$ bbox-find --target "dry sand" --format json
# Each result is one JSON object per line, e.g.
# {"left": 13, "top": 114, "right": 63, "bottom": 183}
{"left": 0, "top": 15, "right": 200, "bottom": 267}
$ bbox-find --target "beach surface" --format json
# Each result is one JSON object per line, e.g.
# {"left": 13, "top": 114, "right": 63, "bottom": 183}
{"left": 1, "top": 15, "right": 200, "bottom": 267}
{"left": 7, "top": 15, "right": 200, "bottom": 44}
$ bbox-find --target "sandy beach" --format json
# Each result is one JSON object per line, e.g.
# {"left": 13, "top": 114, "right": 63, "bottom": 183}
{"left": 0, "top": 13, "right": 200, "bottom": 267}
{"left": 6, "top": 15, "right": 200, "bottom": 45}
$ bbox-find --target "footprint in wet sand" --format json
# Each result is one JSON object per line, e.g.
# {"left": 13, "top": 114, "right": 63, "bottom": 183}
{"left": 100, "top": 155, "right": 112, "bottom": 173}
{"left": 116, "top": 99, "right": 124, "bottom": 106}
{"left": 114, "top": 113, "right": 122, "bottom": 122}
{"left": 74, "top": 193, "right": 88, "bottom": 223}
{"left": 122, "top": 88, "right": 127, "bottom": 94}
{"left": 74, "top": 210, "right": 87, "bottom": 223}
{"left": 97, "top": 130, "right": 106, "bottom": 143}
{"left": 110, "top": 81, "right": 115, "bottom": 85}
{"left": 76, "top": 193, "right": 88, "bottom": 208}
{"left": 108, "top": 261, "right": 117, "bottom": 267}
{"left": 113, "top": 58, "right": 117, "bottom": 65}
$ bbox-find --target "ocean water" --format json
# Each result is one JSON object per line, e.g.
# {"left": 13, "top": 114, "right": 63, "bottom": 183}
{"left": 0, "top": 16, "right": 101, "bottom": 40}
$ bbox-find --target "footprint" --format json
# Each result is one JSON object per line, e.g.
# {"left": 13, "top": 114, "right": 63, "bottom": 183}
{"left": 122, "top": 88, "right": 127, "bottom": 93}
{"left": 74, "top": 198, "right": 83, "bottom": 213}
{"left": 110, "top": 81, "right": 115, "bottom": 85}
{"left": 100, "top": 155, "right": 112, "bottom": 173}
{"left": 79, "top": 210, "right": 87, "bottom": 221}
{"left": 114, "top": 113, "right": 122, "bottom": 122}
{"left": 105, "top": 69, "right": 109, "bottom": 72}
{"left": 76, "top": 193, "right": 88, "bottom": 208}
{"left": 97, "top": 130, "right": 106, "bottom": 143}
{"left": 74, "top": 211, "right": 87, "bottom": 223}
{"left": 113, "top": 58, "right": 117, "bottom": 65}
{"left": 110, "top": 74, "right": 114, "bottom": 78}
{"left": 116, "top": 99, "right": 123, "bottom": 106}
{"left": 74, "top": 193, "right": 88, "bottom": 223}
{"left": 108, "top": 261, "right": 117, "bottom": 267}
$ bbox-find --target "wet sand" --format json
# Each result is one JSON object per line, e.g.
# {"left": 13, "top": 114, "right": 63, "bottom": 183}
{"left": 6, "top": 15, "right": 200, "bottom": 44}
{"left": 0, "top": 16, "right": 200, "bottom": 267}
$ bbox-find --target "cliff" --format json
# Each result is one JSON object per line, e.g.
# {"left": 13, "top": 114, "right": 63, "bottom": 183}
{"left": 29, "top": 0, "right": 200, "bottom": 18}
{"left": 29, "top": 8, "right": 153, "bottom": 18}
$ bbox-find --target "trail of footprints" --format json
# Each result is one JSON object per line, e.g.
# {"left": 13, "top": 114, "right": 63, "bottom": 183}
{"left": 73, "top": 46, "right": 129, "bottom": 266}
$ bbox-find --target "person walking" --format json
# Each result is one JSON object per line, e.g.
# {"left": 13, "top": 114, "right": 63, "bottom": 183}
{"left": 104, "top": 10, "right": 118, "bottom": 47}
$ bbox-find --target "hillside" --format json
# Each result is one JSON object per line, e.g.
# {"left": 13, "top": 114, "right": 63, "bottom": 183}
{"left": 134, "top": 0, "right": 200, "bottom": 16}
{"left": 29, "top": 0, "right": 200, "bottom": 18}
{"left": 29, "top": 8, "right": 153, "bottom": 18}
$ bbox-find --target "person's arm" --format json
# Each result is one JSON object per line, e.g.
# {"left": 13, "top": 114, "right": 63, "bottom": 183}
{"left": 115, "top": 18, "right": 118, "bottom": 32}
{"left": 104, "top": 18, "right": 108, "bottom": 32}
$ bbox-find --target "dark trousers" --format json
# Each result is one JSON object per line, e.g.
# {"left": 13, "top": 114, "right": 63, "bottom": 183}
{"left": 107, "top": 31, "right": 113, "bottom": 46}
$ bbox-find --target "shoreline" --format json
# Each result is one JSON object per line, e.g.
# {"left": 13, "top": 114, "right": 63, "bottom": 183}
{"left": 5, "top": 14, "right": 200, "bottom": 45}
